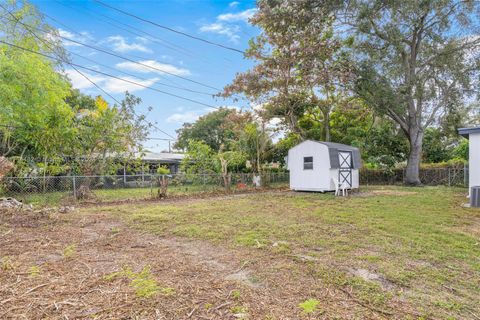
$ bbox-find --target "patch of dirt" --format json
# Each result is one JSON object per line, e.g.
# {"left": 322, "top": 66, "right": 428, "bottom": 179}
{"left": 0, "top": 207, "right": 416, "bottom": 319}
{"left": 371, "top": 190, "right": 418, "bottom": 196}
{"left": 347, "top": 268, "right": 396, "bottom": 291}
{"left": 353, "top": 190, "right": 418, "bottom": 197}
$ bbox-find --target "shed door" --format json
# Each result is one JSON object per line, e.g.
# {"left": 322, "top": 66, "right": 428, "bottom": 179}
{"left": 338, "top": 151, "right": 353, "bottom": 188}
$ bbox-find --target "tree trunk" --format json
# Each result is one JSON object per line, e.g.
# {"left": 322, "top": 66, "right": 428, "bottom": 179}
{"left": 405, "top": 129, "right": 423, "bottom": 186}
{"left": 324, "top": 110, "right": 331, "bottom": 142}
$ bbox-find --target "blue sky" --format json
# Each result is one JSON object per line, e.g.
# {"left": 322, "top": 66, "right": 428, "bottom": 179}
{"left": 31, "top": 0, "right": 258, "bottom": 152}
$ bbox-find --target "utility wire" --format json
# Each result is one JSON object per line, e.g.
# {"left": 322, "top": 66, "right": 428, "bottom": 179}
{"left": 46, "top": 29, "right": 222, "bottom": 91}
{"left": 48, "top": 2, "right": 195, "bottom": 59}
{"left": 2, "top": 11, "right": 223, "bottom": 92}
{"left": 93, "top": 0, "right": 245, "bottom": 54}
{"left": 5, "top": 15, "right": 215, "bottom": 96}
{"left": 0, "top": 40, "right": 221, "bottom": 110}
{"left": 0, "top": 5, "right": 176, "bottom": 140}
{"left": 51, "top": 1, "right": 237, "bottom": 68}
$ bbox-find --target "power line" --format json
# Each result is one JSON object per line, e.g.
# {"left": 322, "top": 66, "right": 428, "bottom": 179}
{"left": 2, "top": 10, "right": 223, "bottom": 92}
{"left": 0, "top": 6, "right": 177, "bottom": 141}
{"left": 43, "top": 28, "right": 222, "bottom": 92}
{"left": 0, "top": 39, "right": 221, "bottom": 110}
{"left": 2, "top": 14, "right": 216, "bottom": 96}
{"left": 93, "top": 0, "right": 245, "bottom": 54}
{"left": 50, "top": 1, "right": 237, "bottom": 68}
{"left": 48, "top": 2, "right": 195, "bottom": 59}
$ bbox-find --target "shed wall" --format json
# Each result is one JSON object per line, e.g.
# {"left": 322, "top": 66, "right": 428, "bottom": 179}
{"left": 288, "top": 141, "right": 331, "bottom": 191}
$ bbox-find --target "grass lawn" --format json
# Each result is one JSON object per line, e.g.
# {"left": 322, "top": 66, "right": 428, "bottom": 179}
{"left": 96, "top": 186, "right": 480, "bottom": 319}
{"left": 1, "top": 186, "right": 479, "bottom": 319}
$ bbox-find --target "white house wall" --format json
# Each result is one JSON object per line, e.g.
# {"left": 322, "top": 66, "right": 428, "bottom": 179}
{"left": 288, "top": 141, "right": 331, "bottom": 191}
{"left": 469, "top": 133, "right": 480, "bottom": 192}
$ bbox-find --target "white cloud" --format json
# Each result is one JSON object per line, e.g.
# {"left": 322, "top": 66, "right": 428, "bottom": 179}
{"left": 102, "top": 76, "right": 159, "bottom": 93}
{"left": 105, "top": 35, "right": 152, "bottom": 53}
{"left": 217, "top": 8, "right": 257, "bottom": 22}
{"left": 199, "top": 23, "right": 240, "bottom": 43}
{"left": 64, "top": 69, "right": 105, "bottom": 89}
{"left": 166, "top": 105, "right": 239, "bottom": 124}
{"left": 166, "top": 111, "right": 201, "bottom": 124}
{"left": 64, "top": 69, "right": 159, "bottom": 94}
{"left": 229, "top": 1, "right": 239, "bottom": 8}
{"left": 199, "top": 6, "right": 256, "bottom": 43}
{"left": 49, "top": 28, "right": 92, "bottom": 47}
{"left": 116, "top": 60, "right": 190, "bottom": 76}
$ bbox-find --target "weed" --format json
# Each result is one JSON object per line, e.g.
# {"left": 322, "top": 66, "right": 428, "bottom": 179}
{"left": 1, "top": 256, "right": 13, "bottom": 271}
{"left": 159, "top": 287, "right": 175, "bottom": 296}
{"left": 231, "top": 305, "right": 248, "bottom": 317}
{"left": 232, "top": 289, "right": 241, "bottom": 299}
{"left": 298, "top": 298, "right": 319, "bottom": 314}
{"left": 110, "top": 227, "right": 120, "bottom": 234}
{"left": 63, "top": 244, "right": 76, "bottom": 259}
{"left": 104, "top": 265, "right": 173, "bottom": 298}
{"left": 204, "top": 303, "right": 213, "bottom": 310}
{"left": 28, "top": 265, "right": 41, "bottom": 278}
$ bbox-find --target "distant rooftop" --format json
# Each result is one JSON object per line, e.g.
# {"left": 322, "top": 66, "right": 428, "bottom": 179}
{"left": 138, "top": 152, "right": 184, "bottom": 163}
{"left": 458, "top": 127, "right": 480, "bottom": 138}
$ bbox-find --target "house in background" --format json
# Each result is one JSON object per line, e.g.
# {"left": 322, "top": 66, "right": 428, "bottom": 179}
{"left": 287, "top": 140, "right": 362, "bottom": 192}
{"left": 459, "top": 127, "right": 480, "bottom": 197}
{"left": 138, "top": 152, "right": 184, "bottom": 174}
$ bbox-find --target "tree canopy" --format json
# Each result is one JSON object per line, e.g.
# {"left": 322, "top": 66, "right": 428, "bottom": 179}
{"left": 0, "top": 1, "right": 149, "bottom": 177}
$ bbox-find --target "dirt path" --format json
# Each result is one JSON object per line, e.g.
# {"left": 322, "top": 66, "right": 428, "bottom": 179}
{"left": 0, "top": 208, "right": 408, "bottom": 319}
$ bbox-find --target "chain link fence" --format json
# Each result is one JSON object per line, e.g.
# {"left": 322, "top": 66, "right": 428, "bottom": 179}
{"left": 360, "top": 166, "right": 468, "bottom": 186}
{"left": 0, "top": 172, "right": 290, "bottom": 206}
{"left": 0, "top": 167, "right": 468, "bottom": 206}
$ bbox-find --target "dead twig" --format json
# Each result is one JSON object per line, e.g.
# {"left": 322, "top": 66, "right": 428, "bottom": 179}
{"left": 214, "top": 301, "right": 232, "bottom": 310}
{"left": 468, "top": 310, "right": 480, "bottom": 320}
{"left": 186, "top": 306, "right": 197, "bottom": 318}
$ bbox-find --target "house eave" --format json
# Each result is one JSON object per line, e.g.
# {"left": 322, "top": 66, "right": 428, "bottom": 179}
{"left": 458, "top": 127, "right": 480, "bottom": 139}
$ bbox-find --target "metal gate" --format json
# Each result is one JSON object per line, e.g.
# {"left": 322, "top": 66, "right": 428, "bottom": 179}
{"left": 338, "top": 151, "right": 353, "bottom": 188}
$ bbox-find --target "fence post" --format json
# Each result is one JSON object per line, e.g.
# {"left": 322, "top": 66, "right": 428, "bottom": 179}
{"left": 448, "top": 168, "right": 451, "bottom": 186}
{"left": 72, "top": 175, "right": 77, "bottom": 200}
{"left": 150, "top": 174, "right": 153, "bottom": 196}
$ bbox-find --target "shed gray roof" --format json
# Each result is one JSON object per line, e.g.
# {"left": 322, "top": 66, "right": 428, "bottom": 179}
{"left": 298, "top": 140, "right": 362, "bottom": 169}
{"left": 459, "top": 127, "right": 480, "bottom": 139}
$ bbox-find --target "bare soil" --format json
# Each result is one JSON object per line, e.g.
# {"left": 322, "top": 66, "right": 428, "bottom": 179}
{"left": 0, "top": 204, "right": 417, "bottom": 319}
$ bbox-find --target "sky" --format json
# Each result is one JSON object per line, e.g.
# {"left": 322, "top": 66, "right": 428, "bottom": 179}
{"left": 30, "top": 0, "right": 259, "bottom": 152}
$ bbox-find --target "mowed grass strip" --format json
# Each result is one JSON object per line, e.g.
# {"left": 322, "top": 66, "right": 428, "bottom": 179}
{"left": 95, "top": 186, "right": 480, "bottom": 319}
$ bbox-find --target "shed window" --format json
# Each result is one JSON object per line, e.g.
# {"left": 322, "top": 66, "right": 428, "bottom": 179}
{"left": 303, "top": 156, "right": 313, "bottom": 170}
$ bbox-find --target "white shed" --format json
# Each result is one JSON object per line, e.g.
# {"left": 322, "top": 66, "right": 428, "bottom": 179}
{"left": 459, "top": 127, "right": 480, "bottom": 195}
{"left": 287, "top": 140, "right": 362, "bottom": 192}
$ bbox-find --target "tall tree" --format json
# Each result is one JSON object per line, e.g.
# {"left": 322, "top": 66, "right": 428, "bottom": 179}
{"left": 348, "top": 0, "right": 480, "bottom": 184}
{"left": 0, "top": 0, "right": 72, "bottom": 163}
{"left": 238, "top": 121, "right": 273, "bottom": 174}
{"left": 68, "top": 93, "right": 148, "bottom": 176}
{"left": 175, "top": 108, "right": 252, "bottom": 152}
{"left": 221, "top": 0, "right": 350, "bottom": 140}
